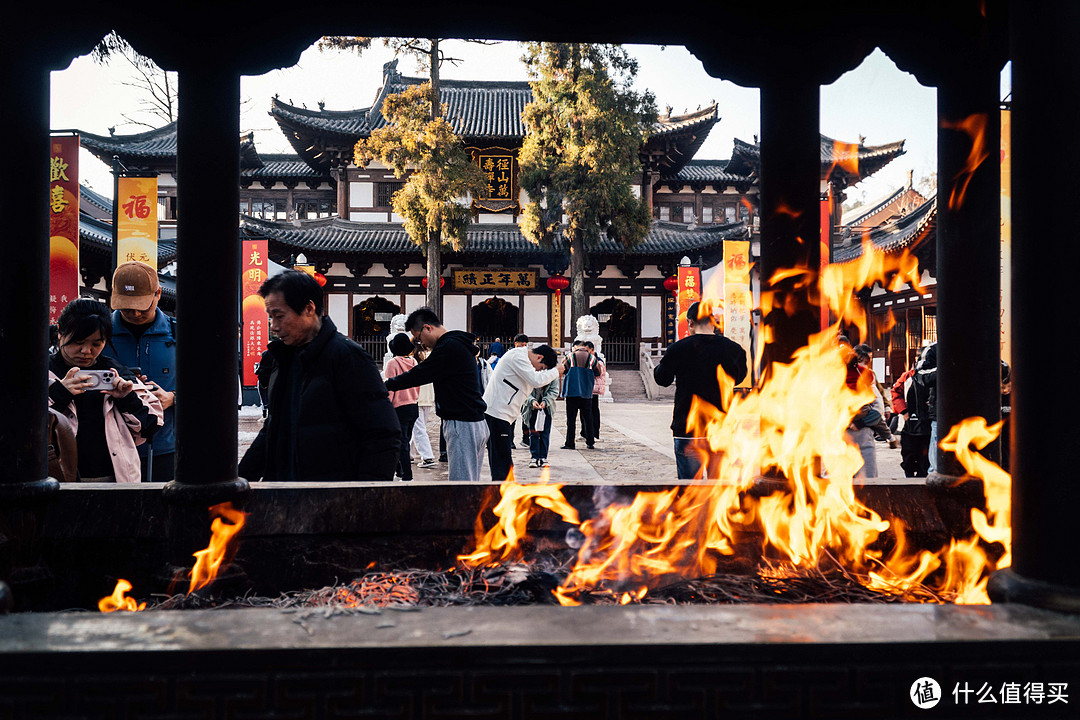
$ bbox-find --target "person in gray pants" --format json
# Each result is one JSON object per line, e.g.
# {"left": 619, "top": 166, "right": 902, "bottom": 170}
{"left": 384, "top": 307, "right": 490, "bottom": 482}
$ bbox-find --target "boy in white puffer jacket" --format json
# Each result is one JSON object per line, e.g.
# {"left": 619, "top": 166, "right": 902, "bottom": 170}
{"left": 481, "top": 344, "right": 562, "bottom": 483}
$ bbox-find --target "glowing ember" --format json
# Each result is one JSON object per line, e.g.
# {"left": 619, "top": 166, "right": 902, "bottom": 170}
{"left": 98, "top": 579, "right": 146, "bottom": 613}
{"left": 460, "top": 241, "right": 1012, "bottom": 607}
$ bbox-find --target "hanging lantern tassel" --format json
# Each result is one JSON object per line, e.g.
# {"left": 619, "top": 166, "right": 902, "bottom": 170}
{"left": 546, "top": 274, "right": 570, "bottom": 301}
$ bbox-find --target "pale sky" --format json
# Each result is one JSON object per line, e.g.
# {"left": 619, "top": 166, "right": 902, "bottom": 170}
{"left": 51, "top": 37, "right": 944, "bottom": 207}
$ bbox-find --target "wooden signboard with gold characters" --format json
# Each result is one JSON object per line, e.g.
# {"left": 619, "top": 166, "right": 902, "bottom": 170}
{"left": 466, "top": 146, "right": 519, "bottom": 212}
{"left": 453, "top": 268, "right": 537, "bottom": 291}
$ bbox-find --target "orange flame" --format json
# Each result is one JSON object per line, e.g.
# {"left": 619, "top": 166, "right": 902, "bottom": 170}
{"left": 941, "top": 113, "right": 989, "bottom": 210}
{"left": 189, "top": 502, "right": 248, "bottom": 594}
{"left": 98, "top": 579, "right": 146, "bottom": 613}
{"left": 458, "top": 467, "right": 580, "bottom": 566}
{"left": 459, "top": 241, "right": 1010, "bottom": 607}
{"left": 828, "top": 140, "right": 861, "bottom": 180}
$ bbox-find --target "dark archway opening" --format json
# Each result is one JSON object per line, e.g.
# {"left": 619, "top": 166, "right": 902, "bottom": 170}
{"left": 589, "top": 297, "right": 637, "bottom": 365}
{"left": 352, "top": 296, "right": 401, "bottom": 359}
{"left": 471, "top": 297, "right": 519, "bottom": 354}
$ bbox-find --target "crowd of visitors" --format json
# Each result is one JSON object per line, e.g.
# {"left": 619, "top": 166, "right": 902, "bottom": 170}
{"left": 51, "top": 263, "right": 999, "bottom": 485}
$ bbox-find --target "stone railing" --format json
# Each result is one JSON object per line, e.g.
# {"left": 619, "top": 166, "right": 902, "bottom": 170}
{"left": 639, "top": 342, "right": 665, "bottom": 400}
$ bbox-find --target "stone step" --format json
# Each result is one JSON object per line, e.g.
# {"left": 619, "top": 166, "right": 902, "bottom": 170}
{"left": 607, "top": 369, "right": 647, "bottom": 400}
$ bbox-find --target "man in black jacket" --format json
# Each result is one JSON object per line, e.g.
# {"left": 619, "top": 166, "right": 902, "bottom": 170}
{"left": 653, "top": 301, "right": 747, "bottom": 479}
{"left": 384, "top": 307, "right": 490, "bottom": 482}
{"left": 238, "top": 271, "right": 400, "bottom": 482}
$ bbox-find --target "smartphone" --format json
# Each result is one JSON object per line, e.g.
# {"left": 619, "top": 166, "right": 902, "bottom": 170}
{"left": 81, "top": 369, "right": 116, "bottom": 391}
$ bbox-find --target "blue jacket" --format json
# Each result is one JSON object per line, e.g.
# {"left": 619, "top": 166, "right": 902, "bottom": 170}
{"left": 561, "top": 348, "right": 598, "bottom": 399}
{"left": 110, "top": 309, "right": 176, "bottom": 455}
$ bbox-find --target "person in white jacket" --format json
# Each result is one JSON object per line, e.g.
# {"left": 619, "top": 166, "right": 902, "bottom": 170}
{"left": 482, "top": 344, "right": 562, "bottom": 482}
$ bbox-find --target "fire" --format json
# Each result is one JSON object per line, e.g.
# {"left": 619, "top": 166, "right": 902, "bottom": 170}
{"left": 458, "top": 467, "right": 579, "bottom": 566}
{"left": 98, "top": 579, "right": 146, "bottom": 613}
{"left": 941, "top": 113, "right": 989, "bottom": 210}
{"left": 189, "top": 502, "right": 248, "bottom": 594}
{"left": 98, "top": 501, "right": 248, "bottom": 611}
{"left": 460, "top": 237, "right": 1012, "bottom": 607}
{"left": 828, "top": 140, "right": 861, "bottom": 180}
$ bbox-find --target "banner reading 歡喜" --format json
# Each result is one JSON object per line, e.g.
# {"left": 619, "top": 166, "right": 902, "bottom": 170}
{"left": 676, "top": 265, "right": 702, "bottom": 340}
{"left": 241, "top": 239, "right": 268, "bottom": 386}
{"left": 724, "top": 241, "right": 753, "bottom": 388}
{"left": 49, "top": 135, "right": 80, "bottom": 324}
{"left": 117, "top": 176, "right": 158, "bottom": 270}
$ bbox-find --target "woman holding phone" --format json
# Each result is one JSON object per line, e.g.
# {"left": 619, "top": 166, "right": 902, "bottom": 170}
{"left": 48, "top": 298, "right": 162, "bottom": 482}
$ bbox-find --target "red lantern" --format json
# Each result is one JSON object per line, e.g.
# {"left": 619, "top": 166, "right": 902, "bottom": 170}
{"left": 313, "top": 271, "right": 328, "bottom": 287}
{"left": 546, "top": 275, "right": 570, "bottom": 299}
{"left": 421, "top": 276, "right": 445, "bottom": 289}
{"left": 663, "top": 275, "right": 679, "bottom": 295}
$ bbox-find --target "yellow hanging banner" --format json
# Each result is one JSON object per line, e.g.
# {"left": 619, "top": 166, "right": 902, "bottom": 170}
{"left": 117, "top": 176, "right": 158, "bottom": 270}
{"left": 724, "top": 241, "right": 753, "bottom": 388}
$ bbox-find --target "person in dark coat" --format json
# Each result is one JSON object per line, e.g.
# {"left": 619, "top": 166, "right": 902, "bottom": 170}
{"left": 384, "top": 307, "right": 490, "bottom": 482}
{"left": 653, "top": 301, "right": 747, "bottom": 479}
{"left": 238, "top": 271, "right": 400, "bottom": 482}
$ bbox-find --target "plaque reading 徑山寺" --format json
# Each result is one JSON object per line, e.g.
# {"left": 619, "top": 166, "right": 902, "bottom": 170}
{"left": 467, "top": 146, "right": 519, "bottom": 212}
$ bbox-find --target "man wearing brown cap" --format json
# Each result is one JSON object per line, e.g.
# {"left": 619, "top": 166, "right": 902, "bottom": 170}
{"left": 110, "top": 261, "right": 177, "bottom": 482}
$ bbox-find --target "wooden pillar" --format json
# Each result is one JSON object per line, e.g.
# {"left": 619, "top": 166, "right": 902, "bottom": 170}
{"left": 989, "top": 0, "right": 1080, "bottom": 609}
{"left": 932, "top": 70, "right": 1002, "bottom": 477}
{"left": 164, "top": 61, "right": 248, "bottom": 505}
{"left": 0, "top": 53, "right": 57, "bottom": 499}
{"left": 758, "top": 73, "right": 822, "bottom": 372}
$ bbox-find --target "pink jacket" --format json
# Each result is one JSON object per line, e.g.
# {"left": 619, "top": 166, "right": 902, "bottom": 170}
{"left": 592, "top": 359, "right": 607, "bottom": 396}
{"left": 48, "top": 371, "right": 164, "bottom": 483}
{"left": 384, "top": 356, "right": 420, "bottom": 407}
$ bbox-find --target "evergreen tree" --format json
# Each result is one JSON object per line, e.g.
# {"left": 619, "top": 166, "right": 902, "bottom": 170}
{"left": 354, "top": 81, "right": 485, "bottom": 316}
{"left": 324, "top": 37, "right": 494, "bottom": 313}
{"left": 518, "top": 43, "right": 657, "bottom": 326}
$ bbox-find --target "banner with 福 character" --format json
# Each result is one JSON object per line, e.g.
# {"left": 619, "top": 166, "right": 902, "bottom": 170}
{"left": 723, "top": 240, "right": 753, "bottom": 388}
{"left": 49, "top": 134, "right": 79, "bottom": 324}
{"left": 676, "top": 265, "right": 702, "bottom": 340}
{"left": 116, "top": 176, "right": 158, "bottom": 270}
{"left": 241, "top": 239, "right": 268, "bottom": 386}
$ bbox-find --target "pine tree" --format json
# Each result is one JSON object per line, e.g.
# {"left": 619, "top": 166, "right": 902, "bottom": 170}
{"left": 324, "top": 37, "right": 494, "bottom": 314}
{"left": 354, "top": 80, "right": 485, "bottom": 316}
{"left": 518, "top": 43, "right": 657, "bottom": 327}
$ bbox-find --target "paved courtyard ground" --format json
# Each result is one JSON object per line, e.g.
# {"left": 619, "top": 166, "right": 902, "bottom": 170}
{"left": 239, "top": 396, "right": 906, "bottom": 483}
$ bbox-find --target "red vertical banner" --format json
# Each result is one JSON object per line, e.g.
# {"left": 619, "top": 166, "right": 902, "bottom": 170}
{"left": 676, "top": 265, "right": 702, "bottom": 340}
{"left": 49, "top": 135, "right": 80, "bottom": 324}
{"left": 241, "top": 239, "right": 268, "bottom": 386}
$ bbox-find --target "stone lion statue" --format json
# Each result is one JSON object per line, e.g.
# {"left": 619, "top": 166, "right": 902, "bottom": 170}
{"left": 574, "top": 314, "right": 603, "bottom": 361}
{"left": 382, "top": 313, "right": 409, "bottom": 371}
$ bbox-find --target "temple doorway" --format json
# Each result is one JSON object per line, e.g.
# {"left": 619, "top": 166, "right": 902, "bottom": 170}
{"left": 471, "top": 297, "right": 519, "bottom": 354}
{"left": 589, "top": 297, "right": 637, "bottom": 365}
{"left": 352, "top": 296, "right": 401, "bottom": 359}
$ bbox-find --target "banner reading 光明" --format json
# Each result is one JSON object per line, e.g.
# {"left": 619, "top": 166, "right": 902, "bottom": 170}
{"left": 49, "top": 135, "right": 79, "bottom": 324}
{"left": 241, "top": 239, "right": 268, "bottom": 387}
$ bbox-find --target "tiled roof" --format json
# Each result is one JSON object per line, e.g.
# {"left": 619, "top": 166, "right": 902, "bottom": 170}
{"left": 81, "top": 123, "right": 179, "bottom": 166}
{"left": 273, "top": 60, "right": 719, "bottom": 176}
{"left": 239, "top": 216, "right": 747, "bottom": 259}
{"left": 833, "top": 195, "right": 936, "bottom": 263}
{"left": 240, "top": 154, "right": 328, "bottom": 180}
{"left": 724, "top": 135, "right": 905, "bottom": 183}
{"left": 79, "top": 184, "right": 113, "bottom": 215}
{"left": 663, "top": 159, "right": 750, "bottom": 186}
